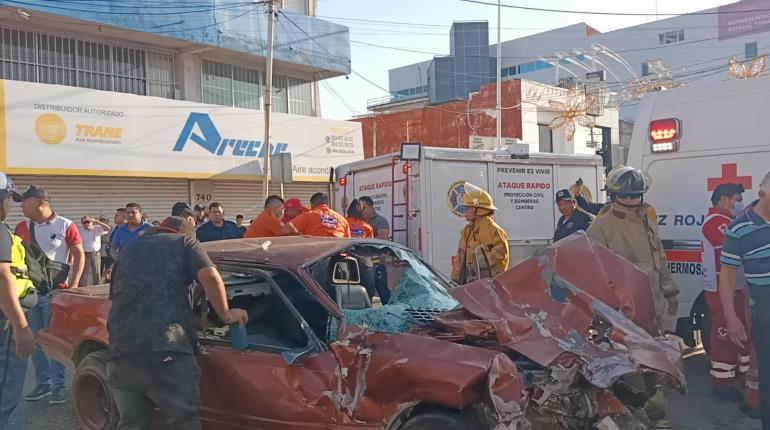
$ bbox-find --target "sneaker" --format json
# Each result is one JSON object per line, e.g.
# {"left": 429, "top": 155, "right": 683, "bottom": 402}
{"left": 48, "top": 388, "right": 68, "bottom": 405}
{"left": 24, "top": 384, "right": 52, "bottom": 401}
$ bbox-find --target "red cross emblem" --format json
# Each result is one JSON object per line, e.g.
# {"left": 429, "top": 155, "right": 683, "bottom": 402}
{"left": 707, "top": 163, "right": 753, "bottom": 192}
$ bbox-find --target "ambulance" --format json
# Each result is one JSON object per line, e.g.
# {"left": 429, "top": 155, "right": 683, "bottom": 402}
{"left": 333, "top": 147, "right": 605, "bottom": 277}
{"left": 626, "top": 75, "right": 770, "bottom": 347}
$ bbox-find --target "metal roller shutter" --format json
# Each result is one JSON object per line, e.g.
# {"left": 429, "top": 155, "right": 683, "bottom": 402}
{"left": 8, "top": 175, "right": 189, "bottom": 227}
{"left": 211, "top": 181, "right": 329, "bottom": 220}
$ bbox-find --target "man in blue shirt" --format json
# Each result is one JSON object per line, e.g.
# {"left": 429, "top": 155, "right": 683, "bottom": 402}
{"left": 195, "top": 203, "right": 243, "bottom": 243}
{"left": 553, "top": 189, "right": 593, "bottom": 242}
{"left": 110, "top": 203, "right": 151, "bottom": 259}
{"left": 721, "top": 171, "right": 770, "bottom": 429}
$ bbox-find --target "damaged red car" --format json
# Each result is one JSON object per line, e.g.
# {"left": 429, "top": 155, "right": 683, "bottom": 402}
{"left": 39, "top": 233, "right": 685, "bottom": 430}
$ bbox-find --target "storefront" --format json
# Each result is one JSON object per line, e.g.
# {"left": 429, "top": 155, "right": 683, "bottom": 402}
{"left": 0, "top": 80, "right": 363, "bottom": 225}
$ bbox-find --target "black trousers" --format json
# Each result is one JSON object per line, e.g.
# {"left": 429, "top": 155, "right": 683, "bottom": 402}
{"left": 107, "top": 353, "right": 201, "bottom": 430}
{"left": 750, "top": 286, "right": 770, "bottom": 430}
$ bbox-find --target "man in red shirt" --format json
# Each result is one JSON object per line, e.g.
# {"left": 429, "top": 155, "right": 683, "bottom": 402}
{"left": 13, "top": 185, "right": 84, "bottom": 405}
{"left": 245, "top": 195, "right": 284, "bottom": 238}
{"left": 701, "top": 183, "right": 758, "bottom": 413}
{"left": 282, "top": 198, "right": 308, "bottom": 224}
{"left": 285, "top": 193, "right": 350, "bottom": 238}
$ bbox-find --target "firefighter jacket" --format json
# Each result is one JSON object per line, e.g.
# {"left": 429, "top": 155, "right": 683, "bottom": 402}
{"left": 451, "top": 216, "right": 509, "bottom": 284}
{"left": 587, "top": 202, "right": 678, "bottom": 333}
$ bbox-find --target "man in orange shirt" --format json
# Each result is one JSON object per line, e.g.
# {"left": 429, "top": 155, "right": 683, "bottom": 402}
{"left": 245, "top": 195, "right": 284, "bottom": 238}
{"left": 284, "top": 193, "right": 351, "bottom": 238}
{"left": 346, "top": 199, "right": 373, "bottom": 239}
{"left": 282, "top": 198, "right": 308, "bottom": 224}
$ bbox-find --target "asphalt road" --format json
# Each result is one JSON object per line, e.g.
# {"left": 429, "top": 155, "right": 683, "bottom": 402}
{"left": 6, "top": 353, "right": 762, "bottom": 429}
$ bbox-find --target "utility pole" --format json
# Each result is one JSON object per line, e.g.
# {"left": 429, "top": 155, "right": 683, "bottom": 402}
{"left": 495, "top": 0, "right": 502, "bottom": 150}
{"left": 262, "top": 0, "right": 277, "bottom": 201}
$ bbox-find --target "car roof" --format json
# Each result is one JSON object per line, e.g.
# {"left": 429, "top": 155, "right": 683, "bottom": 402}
{"left": 201, "top": 236, "right": 385, "bottom": 268}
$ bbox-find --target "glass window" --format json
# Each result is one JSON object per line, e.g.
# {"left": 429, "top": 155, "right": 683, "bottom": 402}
{"left": 0, "top": 28, "right": 36, "bottom": 83}
{"left": 202, "top": 59, "right": 233, "bottom": 107}
{"left": 38, "top": 34, "right": 76, "bottom": 86}
{"left": 641, "top": 62, "right": 649, "bottom": 76}
{"left": 288, "top": 76, "right": 312, "bottom": 116}
{"left": 746, "top": 42, "right": 758, "bottom": 59}
{"left": 77, "top": 40, "right": 112, "bottom": 92}
{"left": 272, "top": 74, "right": 288, "bottom": 114}
{"left": 538, "top": 124, "right": 553, "bottom": 153}
{"left": 0, "top": 25, "right": 174, "bottom": 98}
{"left": 678, "top": 29, "right": 685, "bottom": 41}
{"left": 659, "top": 33, "right": 665, "bottom": 45}
{"left": 233, "top": 65, "right": 260, "bottom": 110}
{"left": 147, "top": 51, "right": 175, "bottom": 99}
{"left": 113, "top": 47, "right": 146, "bottom": 96}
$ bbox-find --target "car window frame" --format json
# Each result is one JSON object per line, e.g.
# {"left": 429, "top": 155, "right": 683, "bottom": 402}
{"left": 199, "top": 265, "right": 327, "bottom": 355}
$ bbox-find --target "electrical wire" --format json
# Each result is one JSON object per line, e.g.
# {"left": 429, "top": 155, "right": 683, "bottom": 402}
{"left": 457, "top": 0, "right": 770, "bottom": 17}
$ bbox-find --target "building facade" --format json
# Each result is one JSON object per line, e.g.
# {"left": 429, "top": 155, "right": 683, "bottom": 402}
{"left": 356, "top": 79, "right": 618, "bottom": 161}
{"left": 386, "top": 0, "right": 770, "bottom": 138}
{"left": 0, "top": 0, "right": 361, "bottom": 224}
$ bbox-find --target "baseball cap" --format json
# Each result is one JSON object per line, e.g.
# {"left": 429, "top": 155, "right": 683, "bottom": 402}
{"left": 12, "top": 185, "right": 51, "bottom": 203}
{"left": 171, "top": 202, "right": 194, "bottom": 218}
{"left": 194, "top": 204, "right": 207, "bottom": 211}
{"left": 555, "top": 189, "right": 574, "bottom": 202}
{"left": 284, "top": 198, "right": 308, "bottom": 212}
{"left": 150, "top": 216, "right": 196, "bottom": 237}
{"left": 81, "top": 216, "right": 94, "bottom": 223}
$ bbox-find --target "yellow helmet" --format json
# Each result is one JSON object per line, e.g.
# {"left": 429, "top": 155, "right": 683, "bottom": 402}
{"left": 462, "top": 182, "right": 497, "bottom": 211}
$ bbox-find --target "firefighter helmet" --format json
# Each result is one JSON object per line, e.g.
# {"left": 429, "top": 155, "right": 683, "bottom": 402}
{"left": 462, "top": 182, "right": 498, "bottom": 211}
{"left": 604, "top": 166, "right": 651, "bottom": 195}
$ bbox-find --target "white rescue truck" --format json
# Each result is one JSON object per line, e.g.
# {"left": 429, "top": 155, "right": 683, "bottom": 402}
{"left": 627, "top": 75, "right": 770, "bottom": 347}
{"left": 334, "top": 147, "right": 605, "bottom": 276}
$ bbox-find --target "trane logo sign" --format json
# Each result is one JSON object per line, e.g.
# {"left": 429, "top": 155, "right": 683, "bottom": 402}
{"left": 173, "top": 113, "right": 288, "bottom": 157}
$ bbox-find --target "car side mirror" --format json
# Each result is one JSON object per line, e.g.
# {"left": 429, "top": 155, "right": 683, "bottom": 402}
{"left": 332, "top": 256, "right": 361, "bottom": 284}
{"left": 280, "top": 343, "right": 316, "bottom": 366}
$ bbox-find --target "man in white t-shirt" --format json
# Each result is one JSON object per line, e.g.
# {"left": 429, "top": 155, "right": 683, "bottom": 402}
{"left": 78, "top": 216, "right": 111, "bottom": 286}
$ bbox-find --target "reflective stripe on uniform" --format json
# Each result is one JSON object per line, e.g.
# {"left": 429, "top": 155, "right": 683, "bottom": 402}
{"left": 710, "top": 369, "right": 737, "bottom": 379}
{"left": 739, "top": 355, "right": 751, "bottom": 363}
{"left": 739, "top": 365, "right": 750, "bottom": 373}
{"left": 711, "top": 361, "right": 737, "bottom": 371}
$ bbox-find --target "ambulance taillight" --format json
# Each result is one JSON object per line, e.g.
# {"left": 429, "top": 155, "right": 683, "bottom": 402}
{"left": 648, "top": 118, "right": 681, "bottom": 153}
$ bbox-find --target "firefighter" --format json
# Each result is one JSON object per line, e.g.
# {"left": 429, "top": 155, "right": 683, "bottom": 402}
{"left": 451, "top": 183, "right": 509, "bottom": 284}
{"left": 587, "top": 166, "right": 677, "bottom": 430}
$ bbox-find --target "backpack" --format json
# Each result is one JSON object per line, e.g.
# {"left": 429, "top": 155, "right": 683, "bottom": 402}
{"left": 21, "top": 240, "right": 56, "bottom": 295}
{"left": 21, "top": 221, "right": 70, "bottom": 294}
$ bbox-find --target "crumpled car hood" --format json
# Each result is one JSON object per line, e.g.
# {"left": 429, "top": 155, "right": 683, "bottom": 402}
{"left": 434, "top": 233, "right": 686, "bottom": 391}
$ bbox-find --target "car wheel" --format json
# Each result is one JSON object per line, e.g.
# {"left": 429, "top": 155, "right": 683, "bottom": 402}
{"left": 73, "top": 350, "right": 119, "bottom": 430}
{"left": 400, "top": 411, "right": 479, "bottom": 430}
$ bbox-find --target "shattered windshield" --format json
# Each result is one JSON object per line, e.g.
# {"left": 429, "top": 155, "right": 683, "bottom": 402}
{"left": 318, "top": 245, "right": 459, "bottom": 338}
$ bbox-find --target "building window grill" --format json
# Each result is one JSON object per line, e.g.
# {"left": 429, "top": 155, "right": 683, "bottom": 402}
{"left": 202, "top": 59, "right": 314, "bottom": 115}
{"left": 0, "top": 25, "right": 175, "bottom": 98}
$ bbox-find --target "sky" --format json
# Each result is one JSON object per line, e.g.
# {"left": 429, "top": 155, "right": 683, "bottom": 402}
{"left": 316, "top": 0, "right": 730, "bottom": 119}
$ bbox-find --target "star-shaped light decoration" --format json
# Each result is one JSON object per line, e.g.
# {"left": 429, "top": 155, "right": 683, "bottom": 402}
{"left": 728, "top": 55, "right": 768, "bottom": 79}
{"left": 548, "top": 89, "right": 597, "bottom": 142}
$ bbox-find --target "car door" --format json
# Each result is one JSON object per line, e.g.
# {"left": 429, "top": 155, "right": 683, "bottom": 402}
{"left": 195, "top": 269, "right": 342, "bottom": 429}
{"left": 197, "top": 345, "right": 340, "bottom": 429}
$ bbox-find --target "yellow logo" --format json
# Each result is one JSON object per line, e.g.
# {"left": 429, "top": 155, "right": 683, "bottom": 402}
{"left": 35, "top": 113, "right": 67, "bottom": 145}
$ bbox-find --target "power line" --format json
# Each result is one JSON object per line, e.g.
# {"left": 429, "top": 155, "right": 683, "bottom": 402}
{"left": 457, "top": 0, "right": 769, "bottom": 16}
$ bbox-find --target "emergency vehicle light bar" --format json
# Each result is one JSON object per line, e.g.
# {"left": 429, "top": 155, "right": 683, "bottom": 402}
{"left": 649, "top": 118, "right": 680, "bottom": 153}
